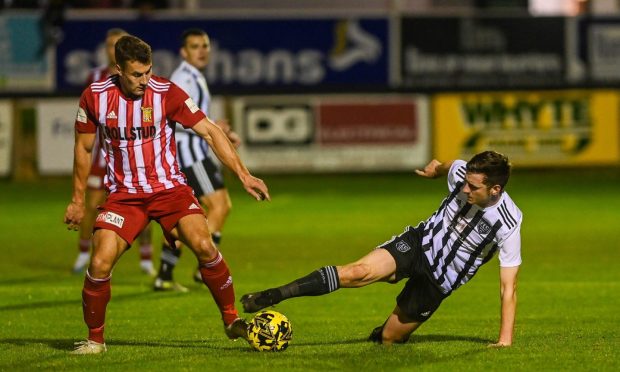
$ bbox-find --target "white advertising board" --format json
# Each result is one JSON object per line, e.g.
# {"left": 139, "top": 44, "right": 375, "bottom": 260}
{"left": 36, "top": 99, "right": 79, "bottom": 175}
{"left": 233, "top": 95, "right": 430, "bottom": 172}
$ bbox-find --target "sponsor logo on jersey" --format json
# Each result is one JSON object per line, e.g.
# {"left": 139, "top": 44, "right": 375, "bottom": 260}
{"left": 189, "top": 203, "right": 200, "bottom": 210}
{"left": 477, "top": 219, "right": 492, "bottom": 235}
{"left": 102, "top": 125, "right": 156, "bottom": 141}
{"left": 96, "top": 211, "right": 125, "bottom": 228}
{"left": 141, "top": 107, "right": 152, "bottom": 122}
{"left": 396, "top": 241, "right": 411, "bottom": 253}
{"left": 185, "top": 98, "right": 200, "bottom": 113}
{"left": 106, "top": 110, "right": 117, "bottom": 120}
{"left": 76, "top": 107, "right": 87, "bottom": 123}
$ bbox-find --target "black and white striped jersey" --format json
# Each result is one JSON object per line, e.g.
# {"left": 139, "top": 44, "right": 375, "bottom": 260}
{"left": 422, "top": 160, "right": 522, "bottom": 295}
{"left": 170, "top": 60, "right": 211, "bottom": 169}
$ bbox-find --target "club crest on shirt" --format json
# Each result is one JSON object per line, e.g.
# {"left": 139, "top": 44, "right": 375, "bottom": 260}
{"left": 477, "top": 219, "right": 492, "bottom": 235}
{"left": 141, "top": 107, "right": 153, "bottom": 122}
{"left": 396, "top": 241, "right": 411, "bottom": 253}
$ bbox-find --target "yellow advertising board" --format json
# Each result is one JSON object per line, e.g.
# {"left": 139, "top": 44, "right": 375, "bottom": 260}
{"left": 433, "top": 90, "right": 620, "bottom": 166}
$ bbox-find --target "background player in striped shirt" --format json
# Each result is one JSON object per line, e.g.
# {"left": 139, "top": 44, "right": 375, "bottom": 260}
{"left": 64, "top": 35, "right": 270, "bottom": 354}
{"left": 241, "top": 151, "right": 521, "bottom": 347}
{"left": 153, "top": 28, "right": 241, "bottom": 291}
{"left": 72, "top": 28, "right": 155, "bottom": 276}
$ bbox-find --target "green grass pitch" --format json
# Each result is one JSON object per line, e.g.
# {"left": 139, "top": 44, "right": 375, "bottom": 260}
{"left": 0, "top": 169, "right": 618, "bottom": 370}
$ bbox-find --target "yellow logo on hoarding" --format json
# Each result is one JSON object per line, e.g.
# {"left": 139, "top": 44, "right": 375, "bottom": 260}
{"left": 459, "top": 96, "right": 590, "bottom": 155}
{"left": 141, "top": 107, "right": 153, "bottom": 122}
{"left": 433, "top": 90, "right": 620, "bottom": 166}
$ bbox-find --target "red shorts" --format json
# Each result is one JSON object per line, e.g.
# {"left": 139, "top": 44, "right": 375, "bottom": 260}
{"left": 94, "top": 185, "right": 204, "bottom": 245}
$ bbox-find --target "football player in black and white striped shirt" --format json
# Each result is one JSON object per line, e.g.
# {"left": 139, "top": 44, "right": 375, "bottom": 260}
{"left": 242, "top": 151, "right": 521, "bottom": 347}
{"left": 153, "top": 29, "right": 242, "bottom": 291}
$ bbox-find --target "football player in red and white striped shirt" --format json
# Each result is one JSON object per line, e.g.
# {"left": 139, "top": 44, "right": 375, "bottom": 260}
{"left": 64, "top": 35, "right": 270, "bottom": 355}
{"left": 72, "top": 28, "right": 156, "bottom": 277}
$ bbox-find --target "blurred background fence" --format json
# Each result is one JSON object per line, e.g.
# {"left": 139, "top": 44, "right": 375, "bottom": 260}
{"left": 1, "top": 0, "right": 619, "bottom": 179}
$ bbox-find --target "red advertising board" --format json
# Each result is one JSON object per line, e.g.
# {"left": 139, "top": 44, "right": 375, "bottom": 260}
{"left": 318, "top": 102, "right": 418, "bottom": 144}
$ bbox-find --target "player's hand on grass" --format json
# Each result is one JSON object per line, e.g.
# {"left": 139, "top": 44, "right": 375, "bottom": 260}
{"left": 415, "top": 159, "right": 443, "bottom": 178}
{"left": 64, "top": 202, "right": 85, "bottom": 231}
{"left": 240, "top": 174, "right": 270, "bottom": 201}
{"left": 487, "top": 341, "right": 511, "bottom": 348}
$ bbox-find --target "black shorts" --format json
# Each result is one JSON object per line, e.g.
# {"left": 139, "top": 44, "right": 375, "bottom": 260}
{"left": 379, "top": 224, "right": 448, "bottom": 322}
{"left": 181, "top": 157, "right": 225, "bottom": 198}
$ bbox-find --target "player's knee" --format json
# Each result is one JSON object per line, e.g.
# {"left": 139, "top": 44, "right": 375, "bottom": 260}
{"left": 88, "top": 256, "right": 113, "bottom": 277}
{"left": 193, "top": 236, "right": 219, "bottom": 261}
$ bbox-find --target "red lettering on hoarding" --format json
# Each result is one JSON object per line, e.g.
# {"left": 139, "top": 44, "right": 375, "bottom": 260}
{"left": 318, "top": 102, "right": 417, "bottom": 144}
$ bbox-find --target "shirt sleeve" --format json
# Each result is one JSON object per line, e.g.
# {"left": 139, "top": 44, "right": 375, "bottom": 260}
{"left": 75, "top": 88, "right": 98, "bottom": 134}
{"left": 447, "top": 159, "right": 467, "bottom": 192}
{"left": 170, "top": 71, "right": 198, "bottom": 101}
{"left": 165, "top": 82, "right": 206, "bottom": 128}
{"left": 499, "top": 225, "right": 522, "bottom": 267}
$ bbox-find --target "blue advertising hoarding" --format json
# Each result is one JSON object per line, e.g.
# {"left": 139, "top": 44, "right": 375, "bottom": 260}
{"left": 57, "top": 18, "right": 389, "bottom": 93}
{"left": 0, "top": 13, "right": 53, "bottom": 92}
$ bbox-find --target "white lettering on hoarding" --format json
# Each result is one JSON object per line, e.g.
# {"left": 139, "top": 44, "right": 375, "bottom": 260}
{"left": 63, "top": 20, "right": 380, "bottom": 87}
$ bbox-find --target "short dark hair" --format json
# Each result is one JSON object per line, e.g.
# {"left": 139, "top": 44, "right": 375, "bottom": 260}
{"left": 466, "top": 151, "right": 511, "bottom": 190}
{"left": 115, "top": 35, "right": 152, "bottom": 69}
{"left": 106, "top": 28, "right": 127, "bottom": 38}
{"left": 180, "top": 28, "right": 208, "bottom": 47}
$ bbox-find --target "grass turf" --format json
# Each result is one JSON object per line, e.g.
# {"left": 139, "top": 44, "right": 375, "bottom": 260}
{"left": 0, "top": 169, "right": 618, "bottom": 370}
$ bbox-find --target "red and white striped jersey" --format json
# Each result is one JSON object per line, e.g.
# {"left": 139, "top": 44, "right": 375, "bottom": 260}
{"left": 75, "top": 74, "right": 206, "bottom": 194}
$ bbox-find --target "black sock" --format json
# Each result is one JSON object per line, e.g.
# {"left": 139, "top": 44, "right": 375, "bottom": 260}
{"left": 212, "top": 232, "right": 222, "bottom": 247}
{"left": 260, "top": 266, "right": 340, "bottom": 306}
{"left": 158, "top": 243, "right": 181, "bottom": 281}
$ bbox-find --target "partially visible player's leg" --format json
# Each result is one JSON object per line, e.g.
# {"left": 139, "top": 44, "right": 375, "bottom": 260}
{"left": 153, "top": 238, "right": 188, "bottom": 292}
{"left": 156, "top": 186, "right": 246, "bottom": 338}
{"left": 74, "top": 197, "right": 147, "bottom": 354}
{"left": 200, "top": 188, "right": 231, "bottom": 236}
{"left": 77, "top": 229, "right": 129, "bottom": 350}
{"left": 241, "top": 248, "right": 397, "bottom": 313}
{"left": 338, "top": 248, "right": 398, "bottom": 287}
{"left": 172, "top": 214, "right": 236, "bottom": 319}
{"left": 369, "top": 306, "right": 423, "bottom": 345}
{"left": 72, "top": 188, "right": 105, "bottom": 273}
{"left": 137, "top": 223, "right": 155, "bottom": 276}
{"left": 191, "top": 190, "right": 231, "bottom": 282}
{"left": 186, "top": 158, "right": 230, "bottom": 282}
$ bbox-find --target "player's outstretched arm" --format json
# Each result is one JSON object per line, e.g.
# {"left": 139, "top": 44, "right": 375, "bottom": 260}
{"left": 192, "top": 118, "right": 270, "bottom": 201}
{"left": 488, "top": 265, "right": 519, "bottom": 348}
{"left": 64, "top": 131, "right": 96, "bottom": 230}
{"left": 415, "top": 159, "right": 454, "bottom": 179}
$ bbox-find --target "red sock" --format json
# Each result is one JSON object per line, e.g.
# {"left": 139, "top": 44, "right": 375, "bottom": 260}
{"left": 82, "top": 271, "right": 111, "bottom": 344}
{"left": 79, "top": 239, "right": 91, "bottom": 253}
{"left": 199, "top": 252, "right": 238, "bottom": 325}
{"left": 139, "top": 244, "right": 152, "bottom": 260}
